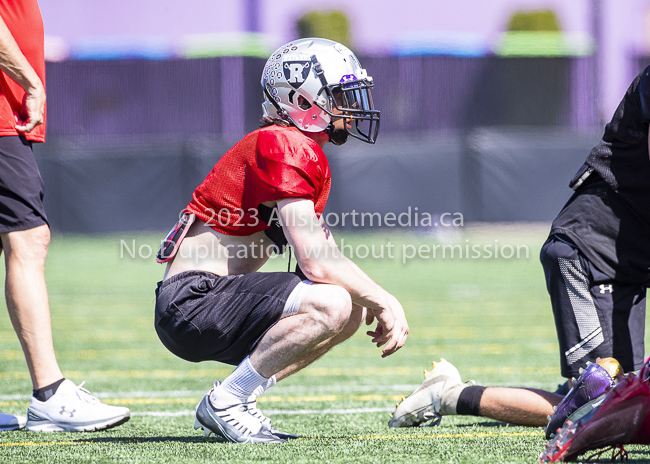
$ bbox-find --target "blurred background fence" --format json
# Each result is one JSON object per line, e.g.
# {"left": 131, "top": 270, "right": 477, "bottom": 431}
{"left": 30, "top": 0, "right": 650, "bottom": 233}
{"left": 44, "top": 55, "right": 599, "bottom": 138}
{"left": 36, "top": 54, "right": 629, "bottom": 232}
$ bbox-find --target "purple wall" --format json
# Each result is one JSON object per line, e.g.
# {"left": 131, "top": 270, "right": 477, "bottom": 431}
{"left": 37, "top": 0, "right": 650, "bottom": 125}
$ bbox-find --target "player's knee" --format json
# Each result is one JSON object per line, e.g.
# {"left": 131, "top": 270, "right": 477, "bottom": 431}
{"left": 337, "top": 305, "right": 365, "bottom": 341}
{"left": 302, "top": 285, "right": 352, "bottom": 336}
{"left": 320, "top": 286, "right": 352, "bottom": 334}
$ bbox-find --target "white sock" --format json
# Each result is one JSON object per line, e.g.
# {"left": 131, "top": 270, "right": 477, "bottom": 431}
{"left": 249, "top": 375, "right": 276, "bottom": 402}
{"left": 210, "top": 357, "right": 267, "bottom": 408}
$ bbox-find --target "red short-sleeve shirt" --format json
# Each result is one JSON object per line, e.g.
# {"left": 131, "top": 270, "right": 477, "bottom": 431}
{"left": 0, "top": 0, "right": 46, "bottom": 142}
{"left": 186, "top": 125, "right": 331, "bottom": 235}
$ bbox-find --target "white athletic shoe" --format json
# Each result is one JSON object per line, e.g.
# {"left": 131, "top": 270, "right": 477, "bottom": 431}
{"left": 26, "top": 380, "right": 131, "bottom": 432}
{"left": 0, "top": 412, "right": 26, "bottom": 431}
{"left": 247, "top": 400, "right": 298, "bottom": 440}
{"left": 194, "top": 390, "right": 285, "bottom": 444}
{"left": 388, "top": 358, "right": 467, "bottom": 427}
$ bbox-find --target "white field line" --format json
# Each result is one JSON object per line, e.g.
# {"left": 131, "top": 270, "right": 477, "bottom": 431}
{"left": 0, "top": 385, "right": 421, "bottom": 401}
{"left": 132, "top": 407, "right": 394, "bottom": 417}
{"left": 0, "top": 381, "right": 553, "bottom": 401}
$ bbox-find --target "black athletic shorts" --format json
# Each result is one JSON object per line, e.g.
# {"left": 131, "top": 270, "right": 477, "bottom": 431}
{"left": 154, "top": 270, "right": 311, "bottom": 365}
{"left": 540, "top": 234, "right": 646, "bottom": 378}
{"left": 0, "top": 136, "right": 48, "bottom": 240}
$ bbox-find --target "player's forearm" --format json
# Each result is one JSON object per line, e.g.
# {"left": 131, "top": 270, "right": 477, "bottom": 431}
{"left": 299, "top": 253, "right": 389, "bottom": 311}
{"left": 0, "top": 15, "right": 42, "bottom": 93}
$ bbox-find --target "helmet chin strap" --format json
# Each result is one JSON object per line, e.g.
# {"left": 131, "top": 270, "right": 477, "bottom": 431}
{"left": 326, "top": 122, "right": 348, "bottom": 146}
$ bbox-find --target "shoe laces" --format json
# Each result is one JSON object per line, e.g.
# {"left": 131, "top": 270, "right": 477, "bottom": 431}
{"left": 247, "top": 401, "right": 272, "bottom": 429}
{"left": 71, "top": 382, "right": 100, "bottom": 405}
{"left": 218, "top": 402, "right": 265, "bottom": 434}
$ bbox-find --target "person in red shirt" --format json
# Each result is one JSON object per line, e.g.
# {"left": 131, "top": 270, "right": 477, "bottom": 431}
{"left": 155, "top": 38, "right": 409, "bottom": 443}
{"left": 0, "top": 1, "right": 130, "bottom": 432}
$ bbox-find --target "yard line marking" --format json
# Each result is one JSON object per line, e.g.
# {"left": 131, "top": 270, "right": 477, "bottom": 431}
{"left": 0, "top": 341, "right": 558, "bottom": 360}
{"left": 351, "top": 431, "right": 545, "bottom": 440}
{"left": 0, "top": 430, "right": 545, "bottom": 448}
{"left": 0, "top": 395, "right": 405, "bottom": 408}
{"left": 0, "top": 385, "right": 420, "bottom": 401}
{"left": 0, "top": 382, "right": 555, "bottom": 402}
{"left": 0, "top": 380, "right": 555, "bottom": 401}
{"left": 0, "top": 366, "right": 558, "bottom": 380}
{"left": 133, "top": 410, "right": 195, "bottom": 417}
{"left": 131, "top": 407, "right": 394, "bottom": 417}
{"left": 1, "top": 441, "right": 95, "bottom": 448}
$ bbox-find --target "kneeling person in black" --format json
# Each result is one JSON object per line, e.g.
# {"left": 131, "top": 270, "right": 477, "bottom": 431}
{"left": 389, "top": 65, "right": 650, "bottom": 430}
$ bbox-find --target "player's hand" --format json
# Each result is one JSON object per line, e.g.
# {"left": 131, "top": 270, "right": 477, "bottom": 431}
{"left": 15, "top": 83, "right": 45, "bottom": 133}
{"left": 366, "top": 293, "right": 409, "bottom": 358}
{"left": 365, "top": 307, "right": 375, "bottom": 326}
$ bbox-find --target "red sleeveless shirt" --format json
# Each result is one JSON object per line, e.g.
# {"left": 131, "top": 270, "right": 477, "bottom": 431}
{"left": 186, "top": 125, "right": 331, "bottom": 236}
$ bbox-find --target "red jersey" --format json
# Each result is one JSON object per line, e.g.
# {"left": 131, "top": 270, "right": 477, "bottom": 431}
{"left": 186, "top": 125, "right": 331, "bottom": 236}
{"left": 0, "top": 0, "right": 46, "bottom": 142}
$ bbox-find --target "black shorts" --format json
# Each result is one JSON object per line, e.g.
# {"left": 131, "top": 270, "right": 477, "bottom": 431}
{"left": 154, "top": 270, "right": 309, "bottom": 366}
{"left": 540, "top": 235, "right": 646, "bottom": 378}
{"left": 0, "top": 136, "right": 48, "bottom": 239}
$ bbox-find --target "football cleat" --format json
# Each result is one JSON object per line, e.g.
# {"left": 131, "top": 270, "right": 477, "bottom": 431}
{"left": 596, "top": 357, "right": 624, "bottom": 380}
{"left": 539, "top": 371, "right": 650, "bottom": 462}
{"left": 247, "top": 400, "right": 298, "bottom": 440}
{"left": 207, "top": 380, "right": 298, "bottom": 440}
{"left": 194, "top": 391, "right": 285, "bottom": 444}
{"left": 545, "top": 362, "right": 614, "bottom": 439}
{"left": 26, "top": 380, "right": 130, "bottom": 432}
{"left": 388, "top": 358, "right": 465, "bottom": 428}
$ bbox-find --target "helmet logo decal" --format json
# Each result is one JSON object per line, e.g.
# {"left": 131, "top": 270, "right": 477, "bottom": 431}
{"left": 284, "top": 61, "right": 312, "bottom": 89}
{"left": 340, "top": 74, "right": 357, "bottom": 83}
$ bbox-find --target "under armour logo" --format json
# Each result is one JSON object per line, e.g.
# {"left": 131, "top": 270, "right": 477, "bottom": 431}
{"left": 59, "top": 406, "right": 75, "bottom": 417}
{"left": 599, "top": 284, "right": 613, "bottom": 294}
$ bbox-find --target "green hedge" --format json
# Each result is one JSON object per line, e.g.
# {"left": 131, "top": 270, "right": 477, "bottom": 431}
{"left": 296, "top": 10, "right": 351, "bottom": 48}
{"left": 507, "top": 10, "right": 561, "bottom": 32}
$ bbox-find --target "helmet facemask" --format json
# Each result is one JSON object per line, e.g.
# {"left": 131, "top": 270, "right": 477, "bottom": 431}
{"left": 310, "top": 55, "right": 380, "bottom": 145}
{"left": 316, "top": 77, "right": 380, "bottom": 145}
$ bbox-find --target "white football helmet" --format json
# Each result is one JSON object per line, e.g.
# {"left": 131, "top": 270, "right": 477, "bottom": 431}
{"left": 261, "top": 38, "right": 380, "bottom": 145}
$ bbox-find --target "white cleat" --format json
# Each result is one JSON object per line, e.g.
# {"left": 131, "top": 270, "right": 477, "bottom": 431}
{"left": 194, "top": 391, "right": 285, "bottom": 444}
{"left": 26, "top": 380, "right": 130, "bottom": 432}
{"left": 388, "top": 358, "right": 465, "bottom": 428}
{"left": 247, "top": 400, "right": 299, "bottom": 440}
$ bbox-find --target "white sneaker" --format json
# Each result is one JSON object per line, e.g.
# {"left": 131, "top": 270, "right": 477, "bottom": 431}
{"left": 0, "top": 412, "right": 26, "bottom": 431}
{"left": 247, "top": 400, "right": 298, "bottom": 440}
{"left": 194, "top": 388, "right": 284, "bottom": 444}
{"left": 26, "top": 380, "right": 130, "bottom": 432}
{"left": 388, "top": 358, "right": 468, "bottom": 427}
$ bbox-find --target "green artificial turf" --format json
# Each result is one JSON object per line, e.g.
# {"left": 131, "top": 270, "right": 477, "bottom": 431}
{"left": 1, "top": 224, "right": 649, "bottom": 463}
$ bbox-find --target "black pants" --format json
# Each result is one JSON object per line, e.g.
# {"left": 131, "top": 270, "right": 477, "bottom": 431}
{"left": 0, "top": 136, "right": 48, "bottom": 239}
{"left": 155, "top": 270, "right": 302, "bottom": 366}
{"left": 540, "top": 235, "right": 646, "bottom": 378}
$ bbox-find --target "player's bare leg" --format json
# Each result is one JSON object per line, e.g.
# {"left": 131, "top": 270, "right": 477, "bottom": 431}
{"left": 249, "top": 283, "right": 354, "bottom": 378}
{"left": 273, "top": 303, "right": 365, "bottom": 381}
{"left": 390, "top": 359, "right": 563, "bottom": 428}
{"left": 208, "top": 283, "right": 354, "bottom": 411}
{"left": 196, "top": 283, "right": 356, "bottom": 442}
{"left": 478, "top": 387, "right": 561, "bottom": 426}
{"left": 2, "top": 225, "right": 63, "bottom": 389}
